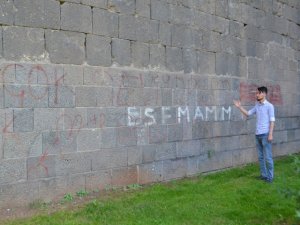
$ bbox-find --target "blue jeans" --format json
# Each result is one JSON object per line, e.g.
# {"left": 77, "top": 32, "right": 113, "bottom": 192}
{"left": 255, "top": 133, "right": 274, "bottom": 181}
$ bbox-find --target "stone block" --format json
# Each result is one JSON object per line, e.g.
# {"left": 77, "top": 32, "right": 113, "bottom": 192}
{"left": 97, "top": 87, "right": 113, "bottom": 106}
{"left": 64, "top": 108, "right": 87, "bottom": 131}
{"left": 149, "top": 125, "right": 168, "bottom": 144}
{"left": 75, "top": 86, "right": 97, "bottom": 107}
{"left": 34, "top": 108, "right": 63, "bottom": 131}
{"left": 221, "top": 35, "right": 242, "bottom": 55}
{"left": 170, "top": 5, "right": 192, "bottom": 26}
{"left": 85, "top": 170, "right": 112, "bottom": 191}
{"left": 163, "top": 158, "right": 188, "bottom": 180}
{"left": 42, "top": 130, "right": 77, "bottom": 155}
{"left": 81, "top": 0, "right": 107, "bottom": 8}
{"left": 108, "top": 0, "right": 135, "bottom": 14}
{"left": 190, "top": 75, "right": 210, "bottom": 90}
{"left": 112, "top": 38, "right": 131, "bottom": 66}
{"left": 86, "top": 34, "right": 111, "bottom": 66}
{"left": 4, "top": 84, "right": 48, "bottom": 108}
{"left": 216, "top": 53, "right": 242, "bottom": 77}
{"left": 192, "top": 121, "right": 213, "bottom": 139}
{"left": 63, "top": 65, "right": 84, "bottom": 85}
{"left": 151, "top": 0, "right": 171, "bottom": 22}
{"left": 127, "top": 146, "right": 142, "bottom": 166}
{"left": 197, "top": 51, "right": 215, "bottom": 75}
{"left": 167, "top": 124, "right": 183, "bottom": 142}
{"left": 138, "top": 161, "right": 163, "bottom": 184}
{"left": 159, "top": 22, "right": 172, "bottom": 46}
{"left": 214, "top": 136, "right": 240, "bottom": 152}
{"left": 194, "top": 0, "right": 215, "bottom": 14}
{"left": 131, "top": 42, "right": 150, "bottom": 68}
{"left": 149, "top": 44, "right": 166, "bottom": 69}
{"left": 104, "top": 107, "right": 126, "bottom": 127}
{"left": 84, "top": 67, "right": 114, "bottom": 86}
{"left": 46, "top": 30, "right": 85, "bottom": 65}
{"left": 172, "top": 25, "right": 194, "bottom": 48}
{"left": 3, "top": 132, "right": 42, "bottom": 158}
{"left": 90, "top": 150, "right": 113, "bottom": 170}
{"left": 183, "top": 48, "right": 197, "bottom": 74}
{"left": 77, "top": 129, "right": 101, "bottom": 151}
{"left": 49, "top": 85, "right": 75, "bottom": 108}
{"left": 166, "top": 47, "right": 183, "bottom": 72}
{"left": 146, "top": 143, "right": 176, "bottom": 162}
{"left": 187, "top": 156, "right": 200, "bottom": 176}
{"left": 176, "top": 140, "right": 202, "bottom": 157}
{"left": 247, "top": 57, "right": 264, "bottom": 80}
{"left": 55, "top": 152, "right": 92, "bottom": 176}
{"left": 0, "top": 28, "right": 2, "bottom": 59}
{"left": 113, "top": 87, "right": 135, "bottom": 107}
{"left": 38, "top": 175, "right": 85, "bottom": 202}
{"left": 0, "top": 0, "right": 14, "bottom": 25}
{"left": 93, "top": 8, "right": 118, "bottom": 37}
{"left": 136, "top": 0, "right": 150, "bottom": 18}
{"left": 202, "top": 31, "right": 221, "bottom": 52}
{"left": 61, "top": 2, "right": 92, "bottom": 33}
{"left": 62, "top": 0, "right": 81, "bottom": 3}
{"left": 229, "top": 21, "right": 243, "bottom": 38}
{"left": 119, "top": 15, "right": 137, "bottom": 40}
{"left": 0, "top": 159, "right": 26, "bottom": 184}
{"left": 136, "top": 17, "right": 159, "bottom": 43}
{"left": 101, "top": 128, "right": 117, "bottom": 148}
{"left": 136, "top": 126, "right": 149, "bottom": 145}
{"left": 161, "top": 89, "right": 173, "bottom": 106}
{"left": 14, "top": 0, "right": 60, "bottom": 29}
{"left": 0, "top": 181, "right": 39, "bottom": 208}
{"left": 34, "top": 64, "right": 64, "bottom": 85}
{"left": 117, "top": 127, "right": 137, "bottom": 147}
{"left": 3, "top": 27, "right": 45, "bottom": 61}
{"left": 232, "top": 148, "right": 256, "bottom": 166}
{"left": 283, "top": 4, "right": 299, "bottom": 24}
{"left": 288, "top": 22, "right": 300, "bottom": 40}
{"left": 27, "top": 155, "right": 56, "bottom": 179}
{"left": 13, "top": 109, "right": 34, "bottom": 132}
{"left": 111, "top": 166, "right": 138, "bottom": 186}
{"left": 172, "top": 89, "right": 187, "bottom": 106}
{"left": 216, "top": 0, "right": 229, "bottom": 18}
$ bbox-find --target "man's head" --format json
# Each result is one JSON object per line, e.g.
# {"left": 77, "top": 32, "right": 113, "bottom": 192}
{"left": 256, "top": 86, "right": 268, "bottom": 102}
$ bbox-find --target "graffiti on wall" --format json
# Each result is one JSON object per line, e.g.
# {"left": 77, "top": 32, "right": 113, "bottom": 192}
{"left": 240, "top": 82, "right": 283, "bottom": 105}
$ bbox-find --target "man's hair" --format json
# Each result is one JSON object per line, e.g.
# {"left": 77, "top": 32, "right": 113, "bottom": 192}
{"left": 257, "top": 86, "right": 268, "bottom": 94}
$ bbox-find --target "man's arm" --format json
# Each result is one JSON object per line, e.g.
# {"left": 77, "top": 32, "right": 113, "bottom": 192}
{"left": 233, "top": 100, "right": 249, "bottom": 117}
{"left": 268, "top": 121, "right": 274, "bottom": 142}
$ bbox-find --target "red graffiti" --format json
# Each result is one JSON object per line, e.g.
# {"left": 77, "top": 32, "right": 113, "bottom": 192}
{"left": 239, "top": 82, "right": 283, "bottom": 105}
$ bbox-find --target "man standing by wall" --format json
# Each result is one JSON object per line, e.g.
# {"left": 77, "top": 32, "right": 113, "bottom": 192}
{"left": 233, "top": 86, "right": 275, "bottom": 183}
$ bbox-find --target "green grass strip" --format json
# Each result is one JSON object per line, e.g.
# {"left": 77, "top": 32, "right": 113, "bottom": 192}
{"left": 2, "top": 155, "right": 300, "bottom": 225}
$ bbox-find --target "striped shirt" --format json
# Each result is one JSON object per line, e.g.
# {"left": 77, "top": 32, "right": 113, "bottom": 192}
{"left": 248, "top": 99, "right": 275, "bottom": 135}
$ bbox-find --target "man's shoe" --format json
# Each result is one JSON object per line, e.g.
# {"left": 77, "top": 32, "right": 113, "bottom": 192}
{"left": 265, "top": 178, "right": 273, "bottom": 183}
{"left": 255, "top": 176, "right": 267, "bottom": 181}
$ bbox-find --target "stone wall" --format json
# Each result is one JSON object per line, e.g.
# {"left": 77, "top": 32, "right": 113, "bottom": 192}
{"left": 0, "top": 0, "right": 299, "bottom": 207}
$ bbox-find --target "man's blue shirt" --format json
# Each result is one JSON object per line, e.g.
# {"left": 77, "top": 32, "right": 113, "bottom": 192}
{"left": 248, "top": 99, "right": 275, "bottom": 135}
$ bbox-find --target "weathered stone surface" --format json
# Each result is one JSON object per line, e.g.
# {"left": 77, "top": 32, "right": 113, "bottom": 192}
{"left": 3, "top": 27, "right": 45, "bottom": 61}
{"left": 14, "top": 0, "right": 60, "bottom": 29}
{"left": 108, "top": 0, "right": 135, "bottom": 14}
{"left": 46, "top": 30, "right": 85, "bottom": 65}
{"left": 132, "top": 42, "right": 150, "bottom": 68}
{"left": 61, "top": 2, "right": 92, "bottom": 33}
{"left": 86, "top": 34, "right": 112, "bottom": 66}
{"left": 112, "top": 38, "right": 131, "bottom": 66}
{"left": 93, "top": 8, "right": 118, "bottom": 37}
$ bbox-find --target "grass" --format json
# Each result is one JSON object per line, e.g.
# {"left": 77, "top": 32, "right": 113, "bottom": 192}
{"left": 1, "top": 155, "right": 299, "bottom": 225}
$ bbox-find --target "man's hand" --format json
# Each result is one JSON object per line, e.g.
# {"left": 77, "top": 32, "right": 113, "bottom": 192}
{"left": 268, "top": 133, "right": 273, "bottom": 142}
{"left": 233, "top": 100, "right": 241, "bottom": 108}
{"left": 233, "top": 99, "right": 249, "bottom": 117}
